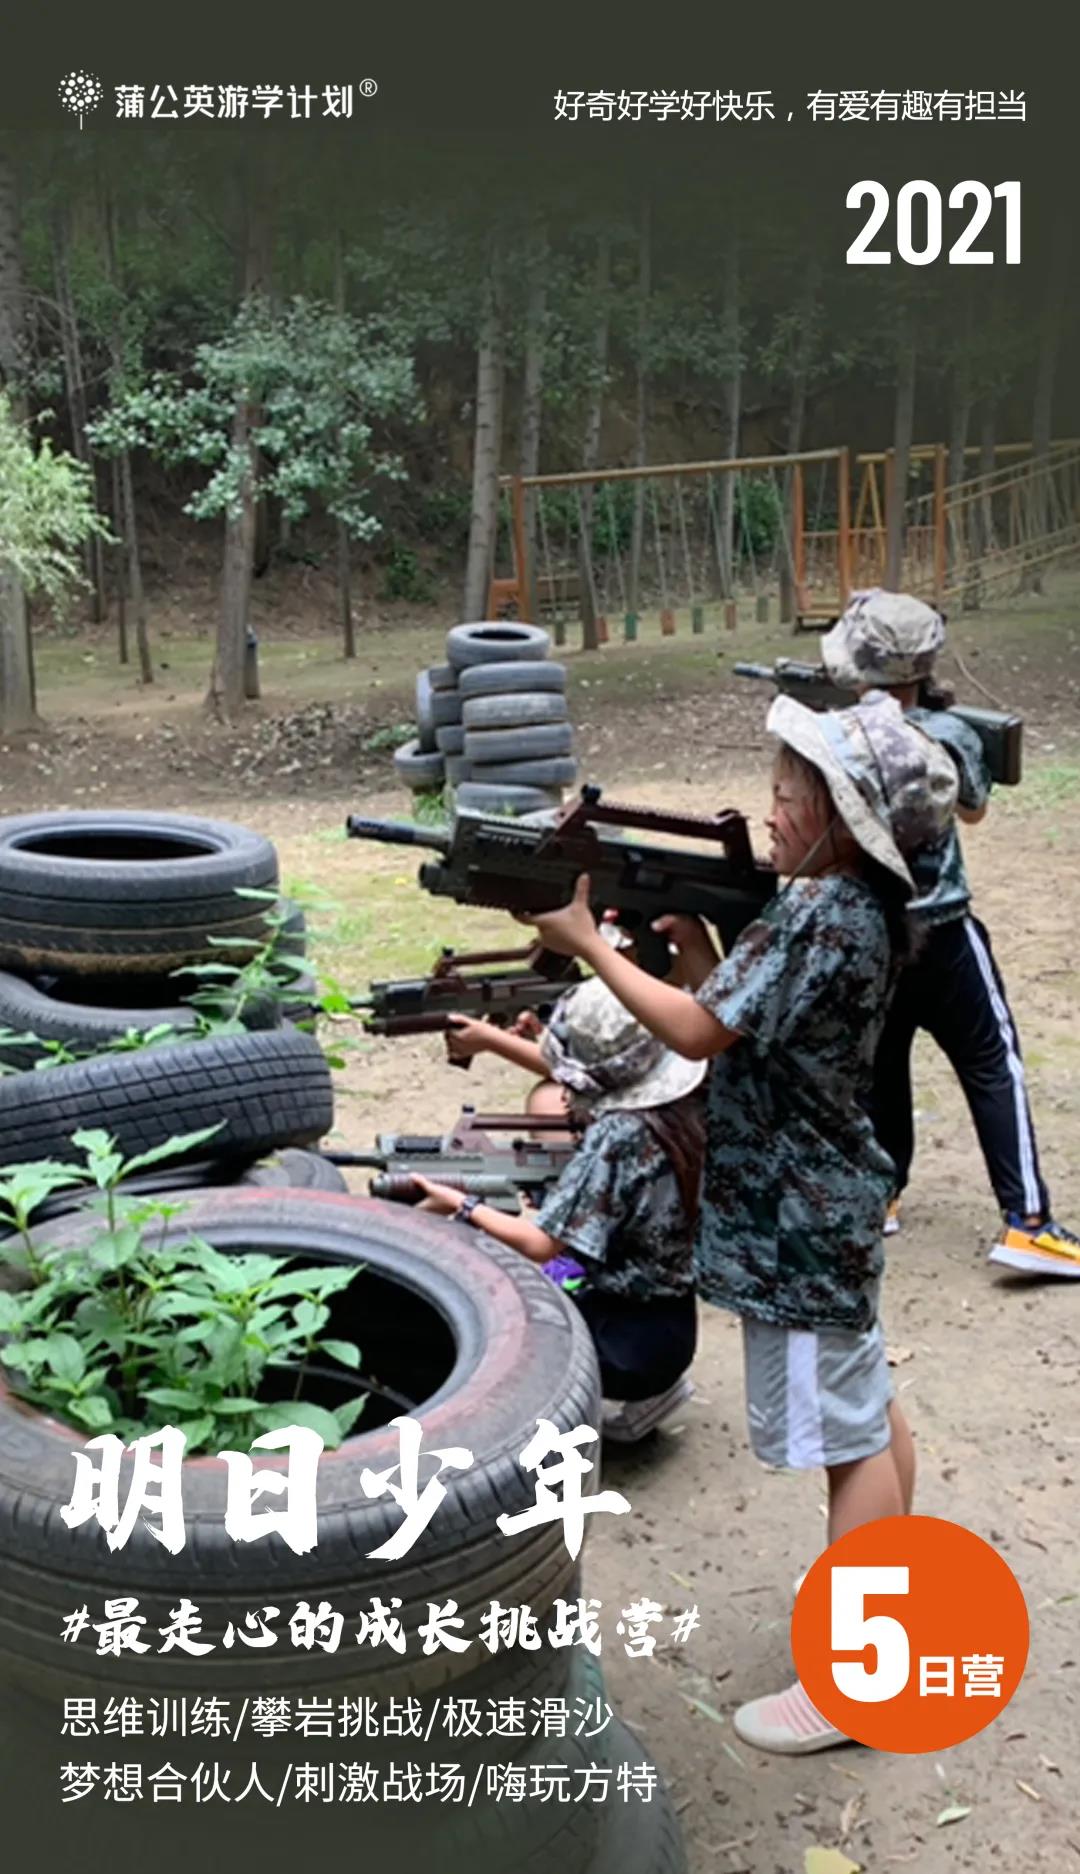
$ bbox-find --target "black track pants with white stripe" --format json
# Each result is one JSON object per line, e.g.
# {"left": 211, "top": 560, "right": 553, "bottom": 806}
{"left": 871, "top": 913, "right": 1048, "bottom": 1220}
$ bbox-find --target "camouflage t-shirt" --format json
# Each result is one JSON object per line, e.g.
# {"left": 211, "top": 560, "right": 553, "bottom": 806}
{"left": 694, "top": 876, "right": 895, "bottom": 1334}
{"left": 905, "top": 707, "right": 991, "bottom": 926}
{"left": 535, "top": 1110, "right": 695, "bottom": 1302}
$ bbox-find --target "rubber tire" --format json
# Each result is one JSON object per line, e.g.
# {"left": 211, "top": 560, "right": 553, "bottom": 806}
{"left": 0, "top": 1146, "right": 347, "bottom": 1239}
{"left": 590, "top": 1721, "right": 688, "bottom": 1873}
{"left": 0, "top": 811, "right": 277, "bottom": 976}
{"left": 0, "top": 937, "right": 315, "bottom": 1067}
{"left": 415, "top": 669, "right": 437, "bottom": 753}
{"left": 453, "top": 782, "right": 564, "bottom": 815}
{"left": 447, "top": 622, "right": 551, "bottom": 669}
{"left": 427, "top": 661, "right": 458, "bottom": 692}
{"left": 0, "top": 967, "right": 202, "bottom": 1067}
{"left": 459, "top": 660, "right": 566, "bottom": 701}
{"left": 394, "top": 739, "right": 445, "bottom": 790}
{"left": 470, "top": 756, "right": 579, "bottom": 788}
{"left": 431, "top": 687, "right": 463, "bottom": 728}
{"left": 464, "top": 723, "right": 574, "bottom": 764}
{"left": 462, "top": 693, "right": 569, "bottom": 731}
{"left": 0, "top": 810, "right": 277, "bottom": 922}
{"left": 0, "top": 1188, "right": 600, "bottom": 1691}
{"left": 444, "top": 755, "right": 471, "bottom": 784}
{"left": 0, "top": 1026, "right": 333, "bottom": 1170}
{"left": 435, "top": 722, "right": 465, "bottom": 755}
{"left": 240, "top": 1147, "right": 349, "bottom": 1192}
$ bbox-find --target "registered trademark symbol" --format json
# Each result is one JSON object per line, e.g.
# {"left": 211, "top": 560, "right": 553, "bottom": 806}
{"left": 359, "top": 78, "right": 378, "bottom": 99}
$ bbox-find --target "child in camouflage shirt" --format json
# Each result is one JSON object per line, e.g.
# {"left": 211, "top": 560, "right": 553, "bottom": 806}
{"left": 519, "top": 689, "right": 957, "bottom": 1754}
{"left": 412, "top": 974, "right": 708, "bottom": 1443}
{"left": 822, "top": 587, "right": 1080, "bottom": 1278}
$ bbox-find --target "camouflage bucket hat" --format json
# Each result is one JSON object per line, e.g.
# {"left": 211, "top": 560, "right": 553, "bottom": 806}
{"left": 821, "top": 588, "right": 946, "bottom": 688}
{"left": 767, "top": 690, "right": 959, "bottom": 890}
{"left": 540, "top": 976, "right": 707, "bottom": 1116}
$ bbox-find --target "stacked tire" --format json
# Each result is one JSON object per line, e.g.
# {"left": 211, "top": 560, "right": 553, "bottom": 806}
{"left": 0, "top": 1192, "right": 685, "bottom": 1872}
{"left": 399, "top": 623, "right": 578, "bottom": 815}
{"left": 0, "top": 810, "right": 334, "bottom": 1185}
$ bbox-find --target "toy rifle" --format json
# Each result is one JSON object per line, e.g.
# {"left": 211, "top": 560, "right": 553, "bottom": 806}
{"left": 732, "top": 660, "right": 1023, "bottom": 785}
{"left": 328, "top": 1107, "right": 576, "bottom": 1215}
{"left": 353, "top": 942, "right": 582, "bottom": 1069}
{"left": 346, "top": 786, "right": 777, "bottom": 977}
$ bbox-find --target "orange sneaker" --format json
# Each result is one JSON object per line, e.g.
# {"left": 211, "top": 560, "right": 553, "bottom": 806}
{"left": 989, "top": 1216, "right": 1080, "bottom": 1278}
{"left": 883, "top": 1198, "right": 902, "bottom": 1237}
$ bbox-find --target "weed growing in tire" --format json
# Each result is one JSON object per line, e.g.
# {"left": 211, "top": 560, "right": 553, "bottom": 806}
{"left": 176, "top": 888, "right": 312, "bottom": 1030}
{"left": 0, "top": 889, "right": 358, "bottom": 1075}
{"left": 0, "top": 1128, "right": 367, "bottom": 1452}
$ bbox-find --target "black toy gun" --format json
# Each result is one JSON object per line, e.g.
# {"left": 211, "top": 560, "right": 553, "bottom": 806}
{"left": 331, "top": 1107, "right": 576, "bottom": 1215}
{"left": 346, "top": 786, "right": 777, "bottom": 977}
{"left": 353, "top": 943, "right": 582, "bottom": 1070}
{"left": 733, "top": 660, "right": 1023, "bottom": 785}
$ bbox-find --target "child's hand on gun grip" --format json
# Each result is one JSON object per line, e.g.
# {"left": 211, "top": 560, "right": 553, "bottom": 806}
{"left": 443, "top": 1015, "right": 498, "bottom": 1063}
{"left": 518, "top": 874, "right": 599, "bottom": 958}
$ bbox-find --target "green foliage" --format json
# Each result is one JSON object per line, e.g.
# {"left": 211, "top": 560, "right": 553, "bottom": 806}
{"left": 360, "top": 723, "right": 415, "bottom": 753}
{"left": 377, "top": 543, "right": 437, "bottom": 604}
{"left": 88, "top": 294, "right": 422, "bottom": 539}
{"left": 0, "top": 395, "right": 113, "bottom": 609}
{"left": 734, "top": 477, "right": 784, "bottom": 558}
{"left": 0, "top": 1129, "right": 366, "bottom": 1452}
{"left": 0, "top": 887, "right": 349, "bottom": 1077}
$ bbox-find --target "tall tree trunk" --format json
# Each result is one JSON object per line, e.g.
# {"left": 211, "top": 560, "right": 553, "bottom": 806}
{"left": 104, "top": 191, "right": 152, "bottom": 683}
{"left": 717, "top": 236, "right": 741, "bottom": 599}
{"left": 884, "top": 321, "right": 917, "bottom": 590}
{"left": 518, "top": 227, "right": 547, "bottom": 627}
{"left": 577, "top": 233, "right": 611, "bottom": 649}
{"left": 0, "top": 154, "right": 35, "bottom": 733}
{"left": 946, "top": 338, "right": 972, "bottom": 579}
{"left": 207, "top": 196, "right": 269, "bottom": 717}
{"left": 963, "top": 399, "right": 997, "bottom": 610}
{"left": 334, "top": 232, "right": 355, "bottom": 658}
{"left": 53, "top": 204, "right": 107, "bottom": 622}
{"left": 111, "top": 457, "right": 128, "bottom": 663}
{"left": 627, "top": 201, "right": 650, "bottom": 618}
{"left": 780, "top": 262, "right": 817, "bottom": 624}
{"left": 463, "top": 251, "right": 503, "bottom": 622}
{"left": 1025, "top": 217, "right": 1071, "bottom": 591}
{"left": 121, "top": 450, "right": 151, "bottom": 682}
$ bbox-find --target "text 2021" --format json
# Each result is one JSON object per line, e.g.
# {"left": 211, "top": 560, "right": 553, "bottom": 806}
{"left": 846, "top": 181, "right": 1020, "bottom": 267}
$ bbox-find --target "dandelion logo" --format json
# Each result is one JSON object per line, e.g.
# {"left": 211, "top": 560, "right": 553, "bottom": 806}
{"left": 58, "top": 69, "right": 104, "bottom": 131}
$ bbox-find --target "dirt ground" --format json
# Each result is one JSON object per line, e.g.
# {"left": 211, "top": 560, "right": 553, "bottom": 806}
{"left": 2, "top": 585, "right": 1079, "bottom": 1871}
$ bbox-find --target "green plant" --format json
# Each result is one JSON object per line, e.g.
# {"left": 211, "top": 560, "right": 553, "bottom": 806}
{"left": 0, "top": 1128, "right": 366, "bottom": 1453}
{"left": 377, "top": 543, "right": 437, "bottom": 604}
{"left": 0, "top": 393, "right": 114, "bottom": 612}
{"left": 361, "top": 722, "right": 415, "bottom": 753}
{"left": 0, "top": 886, "right": 360, "bottom": 1077}
{"left": 174, "top": 888, "right": 310, "bottom": 1030}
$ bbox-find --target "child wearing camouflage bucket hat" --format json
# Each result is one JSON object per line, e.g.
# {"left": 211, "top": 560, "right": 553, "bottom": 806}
{"left": 822, "top": 588, "right": 1080, "bottom": 1278}
{"left": 412, "top": 973, "right": 709, "bottom": 1444}
{"left": 516, "top": 691, "right": 956, "bottom": 1754}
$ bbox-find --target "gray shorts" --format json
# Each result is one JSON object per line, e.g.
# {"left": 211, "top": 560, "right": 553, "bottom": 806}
{"left": 742, "top": 1313, "right": 894, "bottom": 1470}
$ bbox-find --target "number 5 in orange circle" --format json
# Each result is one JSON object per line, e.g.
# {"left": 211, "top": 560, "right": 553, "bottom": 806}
{"left": 791, "top": 1515, "right": 1029, "bottom": 1752}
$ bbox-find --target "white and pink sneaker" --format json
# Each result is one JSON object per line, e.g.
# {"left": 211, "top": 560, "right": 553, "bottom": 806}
{"left": 733, "top": 1681, "right": 851, "bottom": 1755}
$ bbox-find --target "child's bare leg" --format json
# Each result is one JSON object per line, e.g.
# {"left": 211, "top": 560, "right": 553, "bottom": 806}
{"left": 827, "top": 1447, "right": 904, "bottom": 1543}
{"left": 888, "top": 1399, "right": 916, "bottom": 1513}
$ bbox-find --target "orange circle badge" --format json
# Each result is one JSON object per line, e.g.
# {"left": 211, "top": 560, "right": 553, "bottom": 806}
{"left": 790, "top": 1515, "right": 1029, "bottom": 1752}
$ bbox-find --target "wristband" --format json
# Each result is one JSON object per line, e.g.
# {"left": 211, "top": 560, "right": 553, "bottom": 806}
{"left": 456, "top": 1194, "right": 482, "bottom": 1228}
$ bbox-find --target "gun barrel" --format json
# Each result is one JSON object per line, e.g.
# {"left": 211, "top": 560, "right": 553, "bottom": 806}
{"left": 345, "top": 815, "right": 451, "bottom": 854}
{"left": 370, "top": 1172, "right": 519, "bottom": 1202}
{"left": 732, "top": 662, "right": 773, "bottom": 680}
